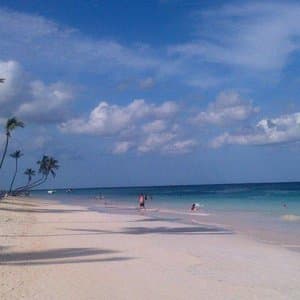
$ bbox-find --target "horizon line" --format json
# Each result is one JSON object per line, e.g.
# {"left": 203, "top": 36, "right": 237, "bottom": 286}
{"left": 33, "top": 180, "right": 300, "bottom": 191}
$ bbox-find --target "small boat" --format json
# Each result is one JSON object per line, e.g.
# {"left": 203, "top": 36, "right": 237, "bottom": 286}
{"left": 47, "top": 190, "right": 55, "bottom": 194}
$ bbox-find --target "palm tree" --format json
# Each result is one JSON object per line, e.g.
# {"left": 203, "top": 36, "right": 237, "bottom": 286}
{"left": 21, "top": 156, "right": 59, "bottom": 191}
{"left": 45, "top": 156, "right": 59, "bottom": 178}
{"left": 24, "top": 168, "right": 36, "bottom": 185}
{"left": 9, "top": 150, "right": 24, "bottom": 193}
{"left": 0, "top": 117, "right": 24, "bottom": 170}
{"left": 14, "top": 156, "right": 48, "bottom": 193}
{"left": 36, "top": 155, "right": 59, "bottom": 185}
{"left": 14, "top": 155, "right": 59, "bottom": 194}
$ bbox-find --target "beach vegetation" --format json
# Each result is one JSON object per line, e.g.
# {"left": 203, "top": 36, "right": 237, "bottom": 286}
{"left": 0, "top": 117, "right": 24, "bottom": 170}
{"left": 0, "top": 112, "right": 59, "bottom": 196}
{"left": 14, "top": 155, "right": 59, "bottom": 194}
{"left": 9, "top": 150, "right": 24, "bottom": 193}
{"left": 24, "top": 168, "right": 36, "bottom": 185}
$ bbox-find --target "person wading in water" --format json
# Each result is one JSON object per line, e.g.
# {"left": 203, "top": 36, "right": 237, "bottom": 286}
{"left": 139, "top": 193, "right": 145, "bottom": 209}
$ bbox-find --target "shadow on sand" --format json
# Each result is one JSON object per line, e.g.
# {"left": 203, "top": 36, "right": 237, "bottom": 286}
{"left": 0, "top": 247, "right": 133, "bottom": 266}
{"left": 131, "top": 217, "right": 181, "bottom": 223}
{"left": 0, "top": 201, "right": 38, "bottom": 207}
{"left": 120, "top": 225, "right": 232, "bottom": 235}
{"left": 63, "top": 224, "right": 233, "bottom": 236}
{"left": 1, "top": 224, "right": 232, "bottom": 239}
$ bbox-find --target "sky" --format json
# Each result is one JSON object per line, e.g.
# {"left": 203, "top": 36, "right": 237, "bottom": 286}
{"left": 1, "top": 0, "right": 300, "bottom": 189}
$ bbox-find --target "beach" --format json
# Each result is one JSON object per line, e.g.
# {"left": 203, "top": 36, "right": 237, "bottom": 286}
{"left": 1, "top": 196, "right": 300, "bottom": 300}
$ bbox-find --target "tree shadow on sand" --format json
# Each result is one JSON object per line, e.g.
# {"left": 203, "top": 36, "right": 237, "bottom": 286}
{"left": 0, "top": 245, "right": 11, "bottom": 251}
{"left": 120, "top": 226, "right": 233, "bottom": 235}
{"left": 130, "top": 217, "right": 181, "bottom": 223}
{"left": 63, "top": 225, "right": 233, "bottom": 236}
{"left": 0, "top": 247, "right": 134, "bottom": 266}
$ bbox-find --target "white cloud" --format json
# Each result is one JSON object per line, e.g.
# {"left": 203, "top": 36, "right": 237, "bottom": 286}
{"left": 137, "top": 132, "right": 176, "bottom": 153}
{"left": 211, "top": 112, "right": 300, "bottom": 148}
{"left": 137, "top": 121, "right": 196, "bottom": 154}
{"left": 0, "top": 8, "right": 160, "bottom": 74}
{"left": 113, "top": 141, "right": 133, "bottom": 154}
{"left": 0, "top": 60, "right": 74, "bottom": 123}
{"left": 170, "top": 2, "right": 300, "bottom": 71}
{"left": 142, "top": 120, "right": 166, "bottom": 133}
{"left": 155, "top": 101, "right": 178, "bottom": 117}
{"left": 0, "top": 60, "right": 27, "bottom": 106}
{"left": 16, "top": 81, "right": 73, "bottom": 123}
{"left": 192, "top": 91, "right": 259, "bottom": 126}
{"left": 163, "top": 139, "right": 197, "bottom": 154}
{"left": 60, "top": 99, "right": 178, "bottom": 136}
{"left": 138, "top": 133, "right": 197, "bottom": 154}
{"left": 60, "top": 99, "right": 195, "bottom": 155}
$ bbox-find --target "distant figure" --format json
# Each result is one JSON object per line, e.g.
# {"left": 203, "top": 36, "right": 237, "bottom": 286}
{"left": 139, "top": 193, "right": 145, "bottom": 209}
{"left": 191, "top": 203, "right": 200, "bottom": 211}
{"left": 283, "top": 203, "right": 288, "bottom": 208}
{"left": 95, "top": 193, "right": 104, "bottom": 200}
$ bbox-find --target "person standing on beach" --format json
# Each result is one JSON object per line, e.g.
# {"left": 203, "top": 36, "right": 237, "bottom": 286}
{"left": 139, "top": 193, "right": 145, "bottom": 209}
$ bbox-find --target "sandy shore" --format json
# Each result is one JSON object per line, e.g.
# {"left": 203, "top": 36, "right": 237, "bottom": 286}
{"left": 1, "top": 196, "right": 300, "bottom": 300}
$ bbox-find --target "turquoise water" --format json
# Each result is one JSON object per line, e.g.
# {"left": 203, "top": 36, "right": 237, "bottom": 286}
{"left": 32, "top": 182, "right": 300, "bottom": 214}
{"left": 31, "top": 182, "right": 300, "bottom": 250}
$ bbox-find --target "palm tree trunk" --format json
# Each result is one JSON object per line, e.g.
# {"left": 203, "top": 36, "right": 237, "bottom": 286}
{"left": 0, "top": 133, "right": 9, "bottom": 169}
{"left": 23, "top": 178, "right": 31, "bottom": 193}
{"left": 28, "top": 176, "right": 48, "bottom": 189}
{"left": 14, "top": 175, "right": 49, "bottom": 194}
{"left": 9, "top": 158, "right": 18, "bottom": 193}
{"left": 14, "top": 176, "right": 44, "bottom": 192}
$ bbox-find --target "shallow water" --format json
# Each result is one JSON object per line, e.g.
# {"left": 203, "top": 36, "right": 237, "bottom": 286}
{"left": 31, "top": 182, "right": 300, "bottom": 251}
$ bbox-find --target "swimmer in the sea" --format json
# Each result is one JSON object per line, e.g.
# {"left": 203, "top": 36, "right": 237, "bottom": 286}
{"left": 191, "top": 203, "right": 200, "bottom": 211}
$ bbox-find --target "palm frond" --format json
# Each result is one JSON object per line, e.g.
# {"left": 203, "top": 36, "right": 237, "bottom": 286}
{"left": 6, "top": 117, "right": 24, "bottom": 135}
{"left": 10, "top": 150, "right": 24, "bottom": 159}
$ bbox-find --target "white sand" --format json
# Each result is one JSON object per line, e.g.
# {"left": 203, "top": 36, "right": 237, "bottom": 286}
{"left": 1, "top": 196, "right": 300, "bottom": 300}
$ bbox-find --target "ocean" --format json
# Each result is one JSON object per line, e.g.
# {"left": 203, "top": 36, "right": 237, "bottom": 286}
{"left": 31, "top": 182, "right": 300, "bottom": 251}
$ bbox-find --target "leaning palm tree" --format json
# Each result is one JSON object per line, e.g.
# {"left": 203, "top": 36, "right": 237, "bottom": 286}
{"left": 0, "top": 117, "right": 24, "bottom": 170}
{"left": 45, "top": 156, "right": 59, "bottom": 178}
{"left": 35, "top": 156, "right": 59, "bottom": 186}
{"left": 16, "top": 155, "right": 59, "bottom": 193}
{"left": 14, "top": 156, "right": 48, "bottom": 193}
{"left": 9, "top": 150, "right": 24, "bottom": 193}
{"left": 24, "top": 168, "right": 36, "bottom": 185}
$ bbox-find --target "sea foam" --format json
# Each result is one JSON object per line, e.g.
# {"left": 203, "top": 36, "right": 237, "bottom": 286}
{"left": 281, "top": 214, "right": 300, "bottom": 222}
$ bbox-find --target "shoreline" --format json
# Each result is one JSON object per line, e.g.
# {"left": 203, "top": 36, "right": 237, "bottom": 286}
{"left": 1, "top": 196, "right": 300, "bottom": 299}
{"left": 32, "top": 194, "right": 300, "bottom": 253}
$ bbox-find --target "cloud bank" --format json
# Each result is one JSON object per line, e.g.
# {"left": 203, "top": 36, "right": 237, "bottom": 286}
{"left": 211, "top": 112, "right": 300, "bottom": 147}
{"left": 192, "top": 91, "right": 259, "bottom": 126}
{"left": 170, "top": 2, "right": 300, "bottom": 71}
{"left": 60, "top": 99, "right": 196, "bottom": 154}
{"left": 0, "top": 60, "right": 73, "bottom": 123}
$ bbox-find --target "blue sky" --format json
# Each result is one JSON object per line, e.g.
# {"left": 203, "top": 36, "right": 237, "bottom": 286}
{"left": 1, "top": 0, "right": 300, "bottom": 188}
